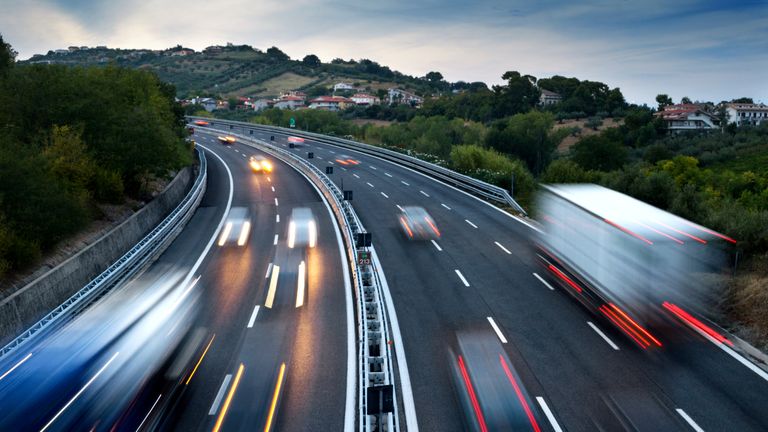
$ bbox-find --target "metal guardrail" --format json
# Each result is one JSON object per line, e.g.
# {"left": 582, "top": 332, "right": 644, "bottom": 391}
{"left": 0, "top": 148, "right": 207, "bottom": 360}
{"left": 219, "top": 128, "right": 400, "bottom": 431}
{"left": 190, "top": 116, "right": 527, "bottom": 216}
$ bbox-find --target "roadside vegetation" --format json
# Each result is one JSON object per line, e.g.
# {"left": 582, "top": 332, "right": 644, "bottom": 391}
{"left": 0, "top": 36, "right": 191, "bottom": 279}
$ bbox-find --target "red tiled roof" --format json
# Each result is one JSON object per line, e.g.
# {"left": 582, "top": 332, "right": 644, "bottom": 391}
{"left": 310, "top": 96, "right": 353, "bottom": 103}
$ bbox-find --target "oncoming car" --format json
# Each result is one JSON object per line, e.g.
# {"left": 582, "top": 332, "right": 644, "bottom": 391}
{"left": 193, "top": 120, "right": 209, "bottom": 126}
{"left": 334, "top": 154, "right": 360, "bottom": 166}
{"left": 288, "top": 208, "right": 317, "bottom": 249}
{"left": 249, "top": 155, "right": 273, "bottom": 173}
{"left": 399, "top": 206, "right": 440, "bottom": 240}
{"left": 218, "top": 207, "right": 251, "bottom": 247}
{"left": 217, "top": 135, "right": 236, "bottom": 145}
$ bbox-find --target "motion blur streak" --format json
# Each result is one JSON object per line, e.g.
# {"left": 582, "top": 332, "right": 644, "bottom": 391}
{"left": 296, "top": 261, "right": 306, "bottom": 308}
{"left": 499, "top": 354, "right": 541, "bottom": 432}
{"left": 265, "top": 266, "right": 280, "bottom": 308}
{"left": 400, "top": 217, "right": 414, "bottom": 238}
{"left": 0, "top": 352, "right": 31, "bottom": 382}
{"left": 186, "top": 334, "right": 216, "bottom": 385}
{"left": 308, "top": 220, "right": 317, "bottom": 248}
{"left": 237, "top": 221, "right": 251, "bottom": 246}
{"left": 264, "top": 362, "right": 286, "bottom": 432}
{"left": 663, "top": 302, "right": 733, "bottom": 346}
{"left": 636, "top": 221, "right": 684, "bottom": 245}
{"left": 604, "top": 219, "right": 653, "bottom": 245}
{"left": 426, "top": 217, "right": 441, "bottom": 237}
{"left": 599, "top": 304, "right": 662, "bottom": 348}
{"left": 458, "top": 355, "right": 488, "bottom": 432}
{"left": 288, "top": 221, "right": 296, "bottom": 248}
{"left": 682, "top": 220, "right": 737, "bottom": 244}
{"left": 547, "top": 265, "right": 582, "bottom": 293}
{"left": 600, "top": 304, "right": 647, "bottom": 348}
{"left": 608, "top": 303, "right": 661, "bottom": 347}
{"left": 40, "top": 351, "right": 120, "bottom": 432}
{"left": 136, "top": 394, "right": 162, "bottom": 431}
{"left": 654, "top": 220, "right": 707, "bottom": 244}
{"left": 212, "top": 363, "right": 244, "bottom": 432}
{"left": 218, "top": 222, "right": 233, "bottom": 246}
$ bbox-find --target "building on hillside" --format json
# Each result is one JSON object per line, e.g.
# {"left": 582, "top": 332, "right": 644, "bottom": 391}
{"left": 726, "top": 103, "right": 768, "bottom": 126}
{"left": 274, "top": 96, "right": 305, "bottom": 110}
{"left": 68, "top": 46, "right": 80, "bottom": 52}
{"left": 387, "top": 88, "right": 423, "bottom": 107}
{"left": 252, "top": 99, "right": 272, "bottom": 111}
{"left": 171, "top": 48, "right": 195, "bottom": 56}
{"left": 351, "top": 93, "right": 380, "bottom": 106}
{"left": 308, "top": 96, "right": 355, "bottom": 111}
{"left": 655, "top": 104, "right": 718, "bottom": 132}
{"left": 539, "top": 89, "right": 563, "bottom": 106}
{"left": 96, "top": 45, "right": 107, "bottom": 49}
{"left": 281, "top": 90, "right": 307, "bottom": 101}
{"left": 333, "top": 82, "right": 356, "bottom": 92}
{"left": 54, "top": 49, "right": 69, "bottom": 55}
{"left": 204, "top": 45, "right": 223, "bottom": 54}
{"left": 199, "top": 97, "right": 218, "bottom": 112}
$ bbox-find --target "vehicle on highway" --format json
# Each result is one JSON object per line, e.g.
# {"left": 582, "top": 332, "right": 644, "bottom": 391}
{"left": 335, "top": 154, "right": 360, "bottom": 166}
{"left": 193, "top": 120, "right": 209, "bottom": 126}
{"left": 398, "top": 206, "right": 440, "bottom": 240}
{"left": 249, "top": 155, "right": 273, "bottom": 173}
{"left": 218, "top": 207, "right": 251, "bottom": 246}
{"left": 535, "top": 184, "right": 734, "bottom": 349}
{"left": 288, "top": 136, "right": 304, "bottom": 148}
{"left": 288, "top": 207, "right": 317, "bottom": 249}
{"left": 217, "top": 135, "right": 236, "bottom": 145}
{"left": 450, "top": 330, "right": 542, "bottom": 432}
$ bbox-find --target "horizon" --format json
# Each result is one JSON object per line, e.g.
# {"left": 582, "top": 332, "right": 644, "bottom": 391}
{"left": 2, "top": 0, "right": 767, "bottom": 105}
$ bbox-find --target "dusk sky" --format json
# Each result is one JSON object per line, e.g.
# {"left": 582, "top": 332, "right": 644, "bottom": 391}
{"left": 1, "top": 0, "right": 766, "bottom": 105}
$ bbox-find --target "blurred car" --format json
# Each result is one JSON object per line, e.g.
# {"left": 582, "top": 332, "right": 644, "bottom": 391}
{"left": 398, "top": 206, "right": 440, "bottom": 240}
{"left": 193, "top": 120, "right": 209, "bottom": 126}
{"left": 218, "top": 207, "right": 251, "bottom": 246}
{"left": 249, "top": 155, "right": 273, "bottom": 173}
{"left": 335, "top": 154, "right": 360, "bottom": 166}
{"left": 288, "top": 207, "right": 317, "bottom": 249}
{"left": 450, "top": 330, "right": 542, "bottom": 432}
{"left": 217, "top": 135, "right": 236, "bottom": 144}
{"left": 288, "top": 136, "right": 304, "bottom": 148}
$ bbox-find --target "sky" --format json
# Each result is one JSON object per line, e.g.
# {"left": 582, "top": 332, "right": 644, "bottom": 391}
{"left": 1, "top": 0, "right": 766, "bottom": 105}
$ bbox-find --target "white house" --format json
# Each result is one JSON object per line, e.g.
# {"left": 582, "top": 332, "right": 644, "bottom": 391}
{"left": 199, "top": 97, "right": 218, "bottom": 112}
{"left": 387, "top": 88, "right": 423, "bottom": 107}
{"left": 656, "top": 104, "right": 718, "bottom": 132}
{"left": 252, "top": 99, "right": 271, "bottom": 111}
{"left": 274, "top": 96, "right": 304, "bottom": 110}
{"left": 351, "top": 93, "right": 380, "bottom": 106}
{"left": 726, "top": 103, "right": 768, "bottom": 126}
{"left": 539, "top": 89, "right": 563, "bottom": 106}
{"left": 333, "top": 82, "right": 355, "bottom": 92}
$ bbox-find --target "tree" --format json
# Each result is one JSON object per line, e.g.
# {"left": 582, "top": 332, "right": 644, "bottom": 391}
{"left": 681, "top": 96, "right": 692, "bottom": 104}
{"left": 425, "top": 71, "right": 443, "bottom": 83}
{"left": 492, "top": 71, "right": 540, "bottom": 117}
{"left": 732, "top": 97, "right": 754, "bottom": 104}
{"left": 485, "top": 111, "right": 562, "bottom": 174}
{"left": 266, "top": 46, "right": 289, "bottom": 61}
{"left": 302, "top": 54, "right": 321, "bottom": 67}
{"left": 585, "top": 116, "right": 603, "bottom": 130}
{"left": 571, "top": 134, "right": 628, "bottom": 171}
{"left": 0, "top": 33, "right": 15, "bottom": 77}
{"left": 656, "top": 94, "right": 673, "bottom": 110}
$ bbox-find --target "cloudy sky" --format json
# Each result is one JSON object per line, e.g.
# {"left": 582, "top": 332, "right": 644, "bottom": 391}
{"left": 1, "top": 0, "right": 766, "bottom": 104}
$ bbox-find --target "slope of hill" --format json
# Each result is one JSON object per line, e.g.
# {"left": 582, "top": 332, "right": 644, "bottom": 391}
{"left": 22, "top": 44, "right": 432, "bottom": 98}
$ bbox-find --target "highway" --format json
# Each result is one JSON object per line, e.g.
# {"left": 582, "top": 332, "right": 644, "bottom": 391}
{"left": 229, "top": 125, "right": 768, "bottom": 432}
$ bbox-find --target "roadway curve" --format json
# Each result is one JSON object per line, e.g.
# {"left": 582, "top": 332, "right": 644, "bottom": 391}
{"left": 223, "top": 124, "right": 768, "bottom": 432}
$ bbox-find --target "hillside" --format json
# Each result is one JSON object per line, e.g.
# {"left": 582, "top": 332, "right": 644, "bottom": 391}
{"left": 22, "top": 44, "right": 432, "bottom": 98}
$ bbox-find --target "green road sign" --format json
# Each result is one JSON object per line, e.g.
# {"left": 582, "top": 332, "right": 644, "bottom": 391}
{"left": 289, "top": 117, "right": 296, "bottom": 128}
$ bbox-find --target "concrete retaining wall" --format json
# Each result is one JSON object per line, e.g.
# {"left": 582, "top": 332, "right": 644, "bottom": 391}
{"left": 0, "top": 166, "right": 194, "bottom": 346}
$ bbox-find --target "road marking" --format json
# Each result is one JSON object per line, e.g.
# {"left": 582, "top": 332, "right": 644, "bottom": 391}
{"left": 455, "top": 269, "right": 470, "bottom": 287}
{"left": 367, "top": 182, "right": 375, "bottom": 188}
{"left": 328, "top": 161, "right": 334, "bottom": 165}
{"left": 369, "top": 165, "right": 377, "bottom": 170}
{"left": 296, "top": 261, "right": 306, "bottom": 308}
{"left": 495, "top": 241, "right": 511, "bottom": 254}
{"left": 536, "top": 397, "right": 564, "bottom": 432}
{"left": 419, "top": 190, "right": 429, "bottom": 197}
{"left": 431, "top": 240, "right": 442, "bottom": 251}
{"left": 329, "top": 150, "right": 336, "bottom": 154}
{"left": 276, "top": 214, "right": 280, "bottom": 223}
{"left": 265, "top": 265, "right": 281, "bottom": 308}
{"left": 0, "top": 352, "right": 32, "bottom": 382}
{"left": 273, "top": 234, "right": 278, "bottom": 245}
{"left": 264, "top": 363, "right": 287, "bottom": 432}
{"left": 587, "top": 322, "right": 620, "bottom": 350}
{"left": 267, "top": 176, "right": 271, "bottom": 182}
{"left": 234, "top": 149, "right": 239, "bottom": 153}
{"left": 487, "top": 317, "right": 508, "bottom": 344}
{"left": 688, "top": 315, "right": 768, "bottom": 382}
{"left": 340, "top": 167, "right": 348, "bottom": 171}
{"left": 136, "top": 394, "right": 163, "bottom": 431}
{"left": 353, "top": 174, "right": 360, "bottom": 179}
{"left": 212, "top": 364, "right": 244, "bottom": 432}
{"left": 441, "top": 203, "right": 451, "bottom": 210}
{"left": 676, "top": 409, "right": 705, "bottom": 432}
{"left": 385, "top": 172, "right": 393, "bottom": 177}
{"left": 186, "top": 334, "right": 215, "bottom": 385}
{"left": 533, "top": 273, "right": 555, "bottom": 291}
{"left": 41, "top": 351, "right": 120, "bottom": 431}
{"left": 271, "top": 186, "right": 275, "bottom": 192}
{"left": 247, "top": 305, "right": 261, "bottom": 328}
{"left": 401, "top": 181, "right": 410, "bottom": 186}
{"left": 265, "top": 263, "right": 273, "bottom": 278}
{"left": 317, "top": 155, "right": 323, "bottom": 159}
{"left": 380, "top": 192, "right": 389, "bottom": 198}
{"left": 465, "top": 219, "right": 478, "bottom": 229}
{"left": 274, "top": 198, "right": 279, "bottom": 206}
{"left": 396, "top": 205, "right": 404, "bottom": 212}
{"left": 241, "top": 153, "right": 246, "bottom": 158}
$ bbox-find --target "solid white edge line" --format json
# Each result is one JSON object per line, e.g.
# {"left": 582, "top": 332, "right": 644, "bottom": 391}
{"left": 676, "top": 408, "right": 705, "bottom": 432}
{"left": 465, "top": 219, "right": 478, "bottom": 229}
{"left": 495, "top": 241, "right": 511, "bottom": 254}
{"left": 136, "top": 393, "right": 163, "bottom": 432}
{"left": 536, "top": 397, "right": 564, "bottom": 432}
{"left": 41, "top": 351, "right": 120, "bottom": 431}
{"left": 370, "top": 248, "right": 419, "bottom": 432}
{"left": 381, "top": 192, "right": 389, "bottom": 198}
{"left": 587, "top": 321, "right": 620, "bottom": 350}
{"left": 0, "top": 352, "right": 32, "bottom": 381}
{"left": 209, "top": 374, "right": 232, "bottom": 415}
{"left": 532, "top": 272, "right": 555, "bottom": 291}
{"left": 687, "top": 317, "right": 768, "bottom": 382}
{"left": 441, "top": 203, "right": 451, "bottom": 210}
{"left": 265, "top": 263, "right": 273, "bottom": 279}
{"left": 247, "top": 305, "right": 261, "bottom": 328}
{"left": 487, "top": 317, "right": 508, "bottom": 344}
{"left": 273, "top": 234, "right": 278, "bottom": 245}
{"left": 430, "top": 240, "right": 442, "bottom": 251}
{"left": 455, "top": 269, "right": 470, "bottom": 287}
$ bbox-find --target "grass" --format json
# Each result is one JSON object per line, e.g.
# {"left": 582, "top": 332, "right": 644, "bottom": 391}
{"left": 724, "top": 253, "right": 768, "bottom": 351}
{"left": 237, "top": 72, "right": 317, "bottom": 97}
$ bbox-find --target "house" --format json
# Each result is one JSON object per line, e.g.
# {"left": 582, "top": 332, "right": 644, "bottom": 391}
{"left": 274, "top": 96, "right": 305, "bottom": 110}
{"left": 171, "top": 48, "right": 195, "bottom": 56}
{"left": 281, "top": 90, "right": 307, "bottom": 101}
{"left": 199, "top": 98, "right": 218, "bottom": 112}
{"left": 351, "top": 93, "right": 380, "bottom": 106}
{"left": 204, "top": 45, "right": 223, "bottom": 54}
{"left": 539, "top": 89, "right": 562, "bottom": 106}
{"left": 252, "top": 99, "right": 272, "bottom": 111}
{"left": 655, "top": 104, "right": 718, "bottom": 132}
{"left": 308, "top": 96, "right": 355, "bottom": 111}
{"left": 54, "top": 49, "right": 68, "bottom": 55}
{"left": 387, "top": 88, "right": 423, "bottom": 107}
{"left": 333, "top": 82, "right": 355, "bottom": 92}
{"left": 726, "top": 103, "right": 768, "bottom": 126}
